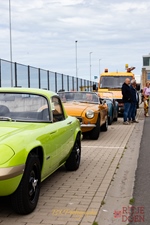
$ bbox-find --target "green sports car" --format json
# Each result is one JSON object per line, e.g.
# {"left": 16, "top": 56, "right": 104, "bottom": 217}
{"left": 0, "top": 88, "right": 81, "bottom": 214}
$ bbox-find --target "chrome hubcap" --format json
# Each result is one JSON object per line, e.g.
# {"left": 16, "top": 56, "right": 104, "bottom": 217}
{"left": 29, "top": 171, "right": 38, "bottom": 199}
{"left": 75, "top": 145, "right": 80, "bottom": 163}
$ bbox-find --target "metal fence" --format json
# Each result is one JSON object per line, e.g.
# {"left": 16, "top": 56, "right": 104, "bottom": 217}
{"left": 0, "top": 59, "right": 98, "bottom": 92}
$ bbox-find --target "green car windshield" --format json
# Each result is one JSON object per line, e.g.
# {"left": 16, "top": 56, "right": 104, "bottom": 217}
{"left": 0, "top": 93, "right": 50, "bottom": 122}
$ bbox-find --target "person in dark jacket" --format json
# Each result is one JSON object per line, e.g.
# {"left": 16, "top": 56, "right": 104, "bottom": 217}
{"left": 122, "top": 78, "right": 132, "bottom": 124}
{"left": 128, "top": 79, "right": 139, "bottom": 123}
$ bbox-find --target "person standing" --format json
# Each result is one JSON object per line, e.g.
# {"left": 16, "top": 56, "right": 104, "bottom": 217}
{"left": 128, "top": 79, "right": 139, "bottom": 123}
{"left": 143, "top": 82, "right": 150, "bottom": 116}
{"left": 122, "top": 78, "right": 132, "bottom": 125}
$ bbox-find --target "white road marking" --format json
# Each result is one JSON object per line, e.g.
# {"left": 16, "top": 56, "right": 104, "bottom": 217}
{"left": 82, "top": 146, "right": 124, "bottom": 148}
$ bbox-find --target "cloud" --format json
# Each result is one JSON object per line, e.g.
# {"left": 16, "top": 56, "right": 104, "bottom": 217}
{"left": 0, "top": 0, "right": 150, "bottom": 81}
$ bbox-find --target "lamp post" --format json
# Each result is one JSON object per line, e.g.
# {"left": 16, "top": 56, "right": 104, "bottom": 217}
{"left": 99, "top": 59, "right": 101, "bottom": 75}
{"left": 75, "top": 40, "right": 78, "bottom": 78}
{"left": 9, "top": 0, "right": 13, "bottom": 87}
{"left": 89, "top": 52, "right": 93, "bottom": 83}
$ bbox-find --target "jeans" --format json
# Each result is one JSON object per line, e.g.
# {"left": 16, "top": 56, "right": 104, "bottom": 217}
{"left": 128, "top": 103, "right": 136, "bottom": 121}
{"left": 123, "top": 102, "right": 131, "bottom": 122}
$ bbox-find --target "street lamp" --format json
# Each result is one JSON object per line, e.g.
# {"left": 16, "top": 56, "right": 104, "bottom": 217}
{"left": 75, "top": 40, "right": 78, "bottom": 78}
{"left": 9, "top": 0, "right": 13, "bottom": 87}
{"left": 99, "top": 59, "right": 101, "bottom": 75}
{"left": 89, "top": 52, "right": 93, "bottom": 82}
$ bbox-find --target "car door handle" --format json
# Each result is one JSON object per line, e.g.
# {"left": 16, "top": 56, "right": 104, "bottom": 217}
{"left": 67, "top": 121, "right": 72, "bottom": 125}
{"left": 50, "top": 131, "right": 57, "bottom": 134}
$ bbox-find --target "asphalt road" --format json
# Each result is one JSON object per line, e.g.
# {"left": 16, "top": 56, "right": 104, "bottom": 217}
{"left": 131, "top": 113, "right": 150, "bottom": 225}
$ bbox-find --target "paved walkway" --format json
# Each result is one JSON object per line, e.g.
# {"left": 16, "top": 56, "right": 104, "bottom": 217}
{"left": 96, "top": 109, "right": 144, "bottom": 225}
{"left": 0, "top": 107, "right": 144, "bottom": 225}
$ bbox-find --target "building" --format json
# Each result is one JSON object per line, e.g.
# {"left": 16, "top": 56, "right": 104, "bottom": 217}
{"left": 141, "top": 54, "right": 150, "bottom": 88}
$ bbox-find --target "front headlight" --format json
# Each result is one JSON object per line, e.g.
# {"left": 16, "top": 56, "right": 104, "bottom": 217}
{"left": 0, "top": 145, "right": 15, "bottom": 165}
{"left": 85, "top": 110, "right": 94, "bottom": 119}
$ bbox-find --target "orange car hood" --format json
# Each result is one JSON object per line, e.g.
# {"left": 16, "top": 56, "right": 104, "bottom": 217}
{"left": 63, "top": 102, "right": 96, "bottom": 117}
{"left": 98, "top": 90, "right": 122, "bottom": 99}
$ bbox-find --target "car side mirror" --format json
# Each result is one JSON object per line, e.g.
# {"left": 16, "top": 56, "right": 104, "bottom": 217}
{"left": 99, "top": 98, "right": 106, "bottom": 104}
{"left": 102, "top": 100, "right": 106, "bottom": 104}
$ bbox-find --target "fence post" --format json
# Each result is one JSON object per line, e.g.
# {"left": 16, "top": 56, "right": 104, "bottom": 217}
{"left": 28, "top": 65, "right": 30, "bottom": 88}
{"left": 80, "top": 79, "right": 82, "bottom": 91}
{"left": 47, "top": 70, "right": 50, "bottom": 90}
{"left": 72, "top": 77, "right": 74, "bottom": 91}
{"left": 14, "top": 62, "right": 17, "bottom": 87}
{"left": 67, "top": 75, "right": 69, "bottom": 91}
{"left": 62, "top": 74, "right": 64, "bottom": 91}
{"left": 0, "top": 59, "right": 1, "bottom": 87}
{"left": 38, "top": 68, "right": 41, "bottom": 89}
{"left": 55, "top": 72, "right": 57, "bottom": 93}
{"left": 76, "top": 78, "right": 78, "bottom": 91}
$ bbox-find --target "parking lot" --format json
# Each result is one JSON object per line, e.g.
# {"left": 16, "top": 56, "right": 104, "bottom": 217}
{"left": 0, "top": 108, "right": 144, "bottom": 225}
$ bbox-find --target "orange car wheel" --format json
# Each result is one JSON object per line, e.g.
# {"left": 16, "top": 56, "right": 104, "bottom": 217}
{"left": 89, "top": 116, "right": 100, "bottom": 140}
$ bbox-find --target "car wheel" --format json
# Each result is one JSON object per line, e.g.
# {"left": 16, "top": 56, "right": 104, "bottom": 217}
{"left": 101, "top": 116, "right": 108, "bottom": 132}
{"left": 11, "top": 153, "right": 41, "bottom": 214}
{"left": 89, "top": 116, "right": 100, "bottom": 140}
{"left": 113, "top": 112, "right": 118, "bottom": 121}
{"left": 108, "top": 115, "right": 113, "bottom": 125}
{"left": 113, "top": 117, "right": 118, "bottom": 121}
{"left": 65, "top": 134, "right": 81, "bottom": 171}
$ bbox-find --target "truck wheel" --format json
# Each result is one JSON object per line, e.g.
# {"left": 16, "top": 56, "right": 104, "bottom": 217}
{"left": 89, "top": 116, "right": 100, "bottom": 140}
{"left": 11, "top": 154, "right": 41, "bottom": 214}
{"left": 65, "top": 134, "right": 81, "bottom": 171}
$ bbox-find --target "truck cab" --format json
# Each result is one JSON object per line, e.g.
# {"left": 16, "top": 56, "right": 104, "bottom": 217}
{"left": 98, "top": 67, "right": 135, "bottom": 114}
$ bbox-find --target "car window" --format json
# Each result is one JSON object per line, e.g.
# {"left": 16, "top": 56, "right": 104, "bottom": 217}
{"left": 0, "top": 92, "right": 50, "bottom": 122}
{"left": 51, "top": 96, "right": 65, "bottom": 122}
{"left": 58, "top": 92, "right": 99, "bottom": 104}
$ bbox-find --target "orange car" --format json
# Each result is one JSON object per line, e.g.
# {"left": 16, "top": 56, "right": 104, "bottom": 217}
{"left": 58, "top": 91, "right": 108, "bottom": 140}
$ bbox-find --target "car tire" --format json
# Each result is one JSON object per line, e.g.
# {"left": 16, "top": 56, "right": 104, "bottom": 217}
{"left": 108, "top": 115, "right": 113, "bottom": 125}
{"left": 101, "top": 116, "right": 108, "bottom": 132}
{"left": 11, "top": 153, "right": 41, "bottom": 214}
{"left": 65, "top": 134, "right": 81, "bottom": 171}
{"left": 113, "top": 116, "right": 118, "bottom": 121}
{"left": 89, "top": 116, "right": 100, "bottom": 140}
{"left": 113, "top": 112, "right": 118, "bottom": 121}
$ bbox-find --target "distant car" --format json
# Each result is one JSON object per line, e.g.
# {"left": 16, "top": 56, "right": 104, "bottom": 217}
{"left": 98, "top": 92, "right": 118, "bottom": 125}
{"left": 58, "top": 91, "right": 108, "bottom": 140}
{"left": 0, "top": 88, "right": 81, "bottom": 214}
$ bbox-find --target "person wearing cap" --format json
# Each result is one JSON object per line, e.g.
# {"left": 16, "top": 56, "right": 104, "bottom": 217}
{"left": 128, "top": 79, "right": 139, "bottom": 123}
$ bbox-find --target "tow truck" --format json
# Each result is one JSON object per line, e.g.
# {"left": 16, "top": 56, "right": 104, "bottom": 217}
{"left": 98, "top": 66, "right": 139, "bottom": 114}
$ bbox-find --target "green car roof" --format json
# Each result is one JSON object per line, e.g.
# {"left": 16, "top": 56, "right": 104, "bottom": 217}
{"left": 0, "top": 87, "right": 57, "bottom": 98}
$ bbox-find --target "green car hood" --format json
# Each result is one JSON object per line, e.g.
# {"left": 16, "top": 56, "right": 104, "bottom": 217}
{"left": 0, "top": 122, "right": 45, "bottom": 143}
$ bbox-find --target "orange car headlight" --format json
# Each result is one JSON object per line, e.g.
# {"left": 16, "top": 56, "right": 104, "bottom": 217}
{"left": 85, "top": 110, "right": 94, "bottom": 119}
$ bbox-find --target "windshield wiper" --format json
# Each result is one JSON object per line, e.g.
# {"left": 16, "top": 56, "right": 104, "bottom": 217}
{"left": 0, "top": 116, "right": 12, "bottom": 121}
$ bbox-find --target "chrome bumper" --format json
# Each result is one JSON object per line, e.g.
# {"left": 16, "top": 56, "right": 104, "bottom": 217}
{"left": 81, "top": 124, "right": 96, "bottom": 128}
{"left": 0, "top": 164, "right": 25, "bottom": 181}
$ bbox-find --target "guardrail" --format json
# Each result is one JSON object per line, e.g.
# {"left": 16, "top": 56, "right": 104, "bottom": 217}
{"left": 0, "top": 59, "right": 97, "bottom": 92}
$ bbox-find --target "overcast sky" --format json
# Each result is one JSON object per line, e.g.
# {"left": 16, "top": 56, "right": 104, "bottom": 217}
{"left": 1, "top": 0, "right": 150, "bottom": 82}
